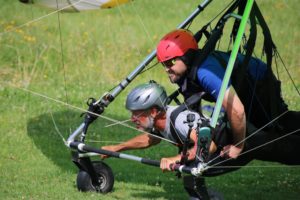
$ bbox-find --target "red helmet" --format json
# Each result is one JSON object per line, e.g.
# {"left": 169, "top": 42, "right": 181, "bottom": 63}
{"left": 156, "top": 29, "right": 198, "bottom": 63}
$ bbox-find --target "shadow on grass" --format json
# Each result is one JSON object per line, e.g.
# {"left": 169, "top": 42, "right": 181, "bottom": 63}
{"left": 27, "top": 110, "right": 79, "bottom": 171}
{"left": 27, "top": 110, "right": 189, "bottom": 199}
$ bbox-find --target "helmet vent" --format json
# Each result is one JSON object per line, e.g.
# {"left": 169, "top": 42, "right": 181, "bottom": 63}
{"left": 156, "top": 29, "right": 198, "bottom": 63}
{"left": 134, "top": 96, "right": 140, "bottom": 102}
{"left": 143, "top": 95, "right": 150, "bottom": 104}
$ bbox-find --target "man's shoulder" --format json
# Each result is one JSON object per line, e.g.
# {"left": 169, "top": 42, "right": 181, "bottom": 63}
{"left": 196, "top": 53, "right": 226, "bottom": 82}
{"left": 197, "top": 53, "right": 225, "bottom": 73}
{"left": 166, "top": 105, "right": 178, "bottom": 112}
{"left": 175, "top": 110, "right": 201, "bottom": 131}
{"left": 168, "top": 106, "right": 200, "bottom": 119}
{"left": 173, "top": 109, "right": 201, "bottom": 123}
{"left": 178, "top": 110, "right": 200, "bottom": 118}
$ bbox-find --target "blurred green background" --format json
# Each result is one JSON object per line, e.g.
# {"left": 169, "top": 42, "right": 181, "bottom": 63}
{"left": 0, "top": 0, "right": 299, "bottom": 199}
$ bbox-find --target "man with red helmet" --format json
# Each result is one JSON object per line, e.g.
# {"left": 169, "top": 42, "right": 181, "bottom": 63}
{"left": 156, "top": 29, "right": 300, "bottom": 199}
{"left": 157, "top": 29, "right": 199, "bottom": 83}
{"left": 156, "top": 29, "right": 300, "bottom": 160}
{"left": 157, "top": 29, "right": 247, "bottom": 159}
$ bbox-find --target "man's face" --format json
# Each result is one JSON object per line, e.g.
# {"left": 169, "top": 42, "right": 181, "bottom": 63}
{"left": 162, "top": 58, "right": 187, "bottom": 83}
{"left": 130, "top": 110, "right": 152, "bottom": 131}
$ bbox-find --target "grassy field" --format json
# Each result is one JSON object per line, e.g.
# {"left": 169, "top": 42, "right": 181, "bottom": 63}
{"left": 0, "top": 0, "right": 299, "bottom": 199}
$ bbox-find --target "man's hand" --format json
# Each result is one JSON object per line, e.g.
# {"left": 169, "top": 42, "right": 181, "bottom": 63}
{"left": 160, "top": 157, "right": 179, "bottom": 172}
{"left": 220, "top": 144, "right": 243, "bottom": 159}
{"left": 100, "top": 145, "right": 119, "bottom": 159}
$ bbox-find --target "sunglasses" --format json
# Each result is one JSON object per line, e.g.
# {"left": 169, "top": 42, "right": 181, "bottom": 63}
{"left": 131, "top": 110, "right": 150, "bottom": 119}
{"left": 162, "top": 58, "right": 177, "bottom": 68}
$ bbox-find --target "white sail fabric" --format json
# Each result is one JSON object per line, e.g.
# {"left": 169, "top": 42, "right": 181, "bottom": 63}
{"left": 20, "top": 0, "right": 131, "bottom": 12}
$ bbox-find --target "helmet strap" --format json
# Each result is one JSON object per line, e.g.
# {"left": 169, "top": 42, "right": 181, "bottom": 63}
{"left": 180, "top": 49, "right": 198, "bottom": 69}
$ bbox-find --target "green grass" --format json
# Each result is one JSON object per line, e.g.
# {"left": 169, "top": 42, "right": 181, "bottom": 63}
{"left": 0, "top": 0, "right": 299, "bottom": 199}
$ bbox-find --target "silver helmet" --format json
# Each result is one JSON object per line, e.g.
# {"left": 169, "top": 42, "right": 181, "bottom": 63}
{"left": 126, "top": 81, "right": 168, "bottom": 111}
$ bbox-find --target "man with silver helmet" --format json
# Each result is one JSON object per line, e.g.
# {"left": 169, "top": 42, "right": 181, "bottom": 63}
{"left": 100, "top": 80, "right": 300, "bottom": 199}
{"left": 101, "top": 81, "right": 209, "bottom": 171}
{"left": 100, "top": 80, "right": 217, "bottom": 199}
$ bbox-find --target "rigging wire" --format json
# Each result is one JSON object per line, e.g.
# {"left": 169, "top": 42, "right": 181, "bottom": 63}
{"left": 207, "top": 110, "right": 289, "bottom": 165}
{"left": 49, "top": 107, "right": 67, "bottom": 144}
{"left": 209, "top": 164, "right": 300, "bottom": 169}
{"left": 90, "top": 1, "right": 187, "bottom": 146}
{"left": 0, "top": 0, "right": 184, "bottom": 146}
{"left": 104, "top": 118, "right": 132, "bottom": 128}
{"left": 274, "top": 51, "right": 280, "bottom": 80}
{"left": 3, "top": 0, "right": 299, "bottom": 171}
{"left": 126, "top": 1, "right": 187, "bottom": 145}
{"left": 274, "top": 50, "right": 300, "bottom": 96}
{"left": 0, "top": 0, "right": 84, "bottom": 37}
{"left": 1, "top": 0, "right": 245, "bottom": 149}
{"left": 55, "top": 0, "right": 69, "bottom": 103}
{"left": 14, "top": 85, "right": 178, "bottom": 145}
{"left": 55, "top": 0, "right": 70, "bottom": 129}
{"left": 104, "top": 111, "right": 145, "bottom": 128}
{"left": 127, "top": 0, "right": 243, "bottom": 145}
{"left": 106, "top": 61, "right": 160, "bottom": 93}
{"left": 209, "top": 128, "right": 300, "bottom": 168}
{"left": 103, "top": 0, "right": 299, "bottom": 167}
{"left": 139, "top": 61, "right": 159, "bottom": 75}
{"left": 207, "top": 0, "right": 239, "bottom": 25}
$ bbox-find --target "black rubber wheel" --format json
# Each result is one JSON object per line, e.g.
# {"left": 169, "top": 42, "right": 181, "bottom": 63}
{"left": 208, "top": 188, "right": 224, "bottom": 200}
{"left": 19, "top": 0, "right": 32, "bottom": 3}
{"left": 76, "top": 161, "right": 114, "bottom": 193}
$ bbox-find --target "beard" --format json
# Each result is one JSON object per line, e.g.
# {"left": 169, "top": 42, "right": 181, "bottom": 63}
{"left": 168, "top": 73, "right": 181, "bottom": 83}
{"left": 137, "top": 115, "right": 154, "bottom": 132}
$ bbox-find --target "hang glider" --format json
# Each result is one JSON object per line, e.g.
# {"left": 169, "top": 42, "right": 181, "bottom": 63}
{"left": 19, "top": 0, "right": 131, "bottom": 12}
{"left": 63, "top": 0, "right": 300, "bottom": 195}
{"left": 16, "top": 0, "right": 299, "bottom": 198}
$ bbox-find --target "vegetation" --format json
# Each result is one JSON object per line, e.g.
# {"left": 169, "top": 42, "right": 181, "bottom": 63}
{"left": 0, "top": 0, "right": 299, "bottom": 199}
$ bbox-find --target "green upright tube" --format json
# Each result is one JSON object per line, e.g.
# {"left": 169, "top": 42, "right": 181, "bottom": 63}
{"left": 210, "top": 0, "right": 255, "bottom": 128}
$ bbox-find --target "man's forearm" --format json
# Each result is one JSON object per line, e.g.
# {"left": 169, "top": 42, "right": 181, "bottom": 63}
{"left": 112, "top": 133, "right": 159, "bottom": 152}
{"left": 223, "top": 87, "right": 246, "bottom": 149}
{"left": 229, "top": 112, "right": 246, "bottom": 148}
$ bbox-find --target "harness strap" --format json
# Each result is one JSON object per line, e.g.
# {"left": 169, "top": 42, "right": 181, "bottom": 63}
{"left": 252, "top": 2, "right": 282, "bottom": 123}
{"left": 236, "top": 7, "right": 257, "bottom": 92}
{"left": 169, "top": 92, "right": 206, "bottom": 147}
{"left": 188, "top": 0, "right": 244, "bottom": 82}
{"left": 230, "top": 0, "right": 246, "bottom": 45}
{"left": 167, "top": 90, "right": 181, "bottom": 105}
{"left": 194, "top": 23, "right": 211, "bottom": 43}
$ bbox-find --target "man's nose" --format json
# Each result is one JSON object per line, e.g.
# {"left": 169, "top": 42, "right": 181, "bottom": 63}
{"left": 131, "top": 115, "right": 137, "bottom": 122}
{"left": 165, "top": 67, "right": 171, "bottom": 73}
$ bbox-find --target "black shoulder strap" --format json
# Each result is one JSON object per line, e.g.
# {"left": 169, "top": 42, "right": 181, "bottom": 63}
{"left": 228, "top": 4, "right": 257, "bottom": 97}
{"left": 150, "top": 129, "right": 163, "bottom": 138}
{"left": 166, "top": 90, "right": 181, "bottom": 105}
{"left": 252, "top": 2, "right": 281, "bottom": 121}
{"left": 169, "top": 92, "right": 205, "bottom": 145}
{"left": 188, "top": 0, "right": 242, "bottom": 82}
{"left": 211, "top": 51, "right": 228, "bottom": 68}
{"left": 230, "top": 0, "right": 247, "bottom": 47}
